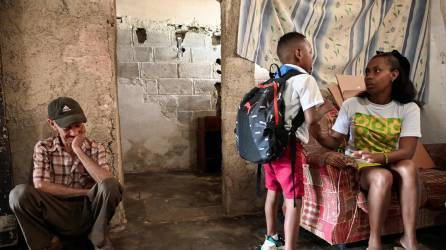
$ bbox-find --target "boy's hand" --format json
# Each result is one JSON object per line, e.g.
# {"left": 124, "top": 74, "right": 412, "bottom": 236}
{"left": 317, "top": 99, "right": 334, "bottom": 115}
{"left": 305, "top": 99, "right": 335, "bottom": 125}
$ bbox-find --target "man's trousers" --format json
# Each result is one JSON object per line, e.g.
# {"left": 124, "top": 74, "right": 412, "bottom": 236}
{"left": 9, "top": 178, "right": 122, "bottom": 250}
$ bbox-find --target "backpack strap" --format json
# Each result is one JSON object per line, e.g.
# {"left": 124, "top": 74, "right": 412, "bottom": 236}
{"left": 269, "top": 64, "right": 282, "bottom": 78}
{"left": 290, "top": 108, "right": 305, "bottom": 132}
{"left": 256, "top": 163, "right": 262, "bottom": 196}
{"left": 289, "top": 109, "right": 304, "bottom": 208}
{"left": 290, "top": 135, "right": 297, "bottom": 207}
{"left": 286, "top": 70, "right": 304, "bottom": 207}
{"left": 266, "top": 66, "right": 306, "bottom": 205}
{"left": 277, "top": 70, "right": 302, "bottom": 94}
{"left": 281, "top": 69, "right": 305, "bottom": 132}
{"left": 281, "top": 70, "right": 301, "bottom": 81}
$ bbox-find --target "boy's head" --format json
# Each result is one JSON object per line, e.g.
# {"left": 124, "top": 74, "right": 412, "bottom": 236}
{"left": 277, "top": 32, "right": 313, "bottom": 73}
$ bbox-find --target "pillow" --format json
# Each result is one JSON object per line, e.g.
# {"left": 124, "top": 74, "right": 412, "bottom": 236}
{"left": 412, "top": 141, "right": 436, "bottom": 169}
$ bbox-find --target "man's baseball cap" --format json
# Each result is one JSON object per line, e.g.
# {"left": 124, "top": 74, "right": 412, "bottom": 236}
{"left": 48, "top": 97, "right": 87, "bottom": 128}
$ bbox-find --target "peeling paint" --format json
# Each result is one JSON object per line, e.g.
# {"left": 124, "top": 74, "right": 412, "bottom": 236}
{"left": 118, "top": 16, "right": 220, "bottom": 34}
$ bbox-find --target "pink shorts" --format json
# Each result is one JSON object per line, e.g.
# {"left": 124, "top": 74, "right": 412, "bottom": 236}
{"left": 264, "top": 144, "right": 305, "bottom": 199}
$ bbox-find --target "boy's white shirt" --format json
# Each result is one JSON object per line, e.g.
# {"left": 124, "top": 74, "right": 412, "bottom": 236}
{"left": 282, "top": 64, "right": 324, "bottom": 144}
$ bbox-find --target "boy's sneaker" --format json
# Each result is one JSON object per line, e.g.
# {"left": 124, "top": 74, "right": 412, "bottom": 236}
{"left": 260, "top": 234, "right": 285, "bottom": 250}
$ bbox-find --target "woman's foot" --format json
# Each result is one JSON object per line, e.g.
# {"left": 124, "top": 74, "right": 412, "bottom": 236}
{"left": 367, "top": 235, "right": 382, "bottom": 250}
{"left": 367, "top": 239, "right": 382, "bottom": 250}
{"left": 399, "top": 236, "right": 418, "bottom": 250}
{"left": 45, "top": 236, "right": 62, "bottom": 250}
{"left": 366, "top": 247, "right": 382, "bottom": 250}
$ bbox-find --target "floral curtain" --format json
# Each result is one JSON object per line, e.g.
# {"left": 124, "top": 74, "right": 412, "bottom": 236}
{"left": 237, "top": 0, "right": 430, "bottom": 103}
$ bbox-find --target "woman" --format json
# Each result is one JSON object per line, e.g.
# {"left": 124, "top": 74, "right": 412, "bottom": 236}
{"left": 313, "top": 50, "right": 420, "bottom": 250}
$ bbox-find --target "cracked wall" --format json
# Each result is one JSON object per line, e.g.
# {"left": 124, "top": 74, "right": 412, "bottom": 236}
{"left": 117, "top": 0, "right": 220, "bottom": 26}
{"left": 0, "top": 0, "right": 125, "bottom": 223}
{"left": 117, "top": 8, "right": 221, "bottom": 173}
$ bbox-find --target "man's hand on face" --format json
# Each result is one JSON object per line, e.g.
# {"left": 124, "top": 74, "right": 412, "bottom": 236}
{"left": 71, "top": 124, "right": 86, "bottom": 153}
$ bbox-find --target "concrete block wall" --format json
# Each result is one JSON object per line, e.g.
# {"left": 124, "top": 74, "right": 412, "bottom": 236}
{"left": 117, "top": 19, "right": 221, "bottom": 173}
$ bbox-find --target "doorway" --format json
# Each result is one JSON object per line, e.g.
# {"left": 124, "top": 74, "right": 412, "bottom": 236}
{"left": 116, "top": 0, "right": 222, "bottom": 174}
{"left": 115, "top": 0, "right": 223, "bottom": 236}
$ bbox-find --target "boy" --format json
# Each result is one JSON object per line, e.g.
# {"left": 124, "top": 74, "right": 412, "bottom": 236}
{"left": 261, "top": 32, "right": 332, "bottom": 250}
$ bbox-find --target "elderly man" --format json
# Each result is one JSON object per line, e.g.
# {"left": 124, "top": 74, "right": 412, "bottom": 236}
{"left": 9, "top": 97, "right": 122, "bottom": 250}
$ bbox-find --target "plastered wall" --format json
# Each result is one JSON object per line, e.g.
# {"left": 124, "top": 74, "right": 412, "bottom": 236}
{"left": 220, "top": 0, "right": 264, "bottom": 215}
{"left": 0, "top": 0, "right": 125, "bottom": 223}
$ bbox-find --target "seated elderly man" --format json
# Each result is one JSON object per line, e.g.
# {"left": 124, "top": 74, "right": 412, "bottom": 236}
{"left": 9, "top": 97, "right": 122, "bottom": 250}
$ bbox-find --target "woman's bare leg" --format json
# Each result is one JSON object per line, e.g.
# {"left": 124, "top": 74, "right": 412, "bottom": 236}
{"left": 390, "top": 160, "right": 419, "bottom": 250}
{"left": 360, "top": 167, "right": 393, "bottom": 250}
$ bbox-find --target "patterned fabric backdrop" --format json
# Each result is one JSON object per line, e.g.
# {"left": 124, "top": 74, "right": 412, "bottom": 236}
{"left": 237, "top": 0, "right": 430, "bottom": 103}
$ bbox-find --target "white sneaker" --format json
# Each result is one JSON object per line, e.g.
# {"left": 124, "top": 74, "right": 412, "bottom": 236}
{"left": 260, "top": 234, "right": 285, "bottom": 250}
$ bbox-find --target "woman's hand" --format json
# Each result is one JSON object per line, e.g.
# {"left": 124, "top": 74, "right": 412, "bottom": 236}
{"left": 352, "top": 150, "right": 384, "bottom": 164}
{"left": 321, "top": 151, "right": 355, "bottom": 168}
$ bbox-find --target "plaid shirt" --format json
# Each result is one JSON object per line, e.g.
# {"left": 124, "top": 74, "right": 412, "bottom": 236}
{"left": 33, "top": 136, "right": 110, "bottom": 189}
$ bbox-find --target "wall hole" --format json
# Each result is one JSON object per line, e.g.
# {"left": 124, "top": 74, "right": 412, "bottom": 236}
{"left": 135, "top": 28, "right": 147, "bottom": 43}
{"left": 212, "top": 32, "right": 221, "bottom": 46}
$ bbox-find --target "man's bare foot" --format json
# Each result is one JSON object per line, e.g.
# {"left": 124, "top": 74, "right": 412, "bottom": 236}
{"left": 45, "top": 235, "right": 62, "bottom": 250}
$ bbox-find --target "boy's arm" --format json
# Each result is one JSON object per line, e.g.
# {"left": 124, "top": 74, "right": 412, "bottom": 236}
{"left": 310, "top": 123, "right": 347, "bottom": 150}
{"left": 311, "top": 96, "right": 351, "bottom": 150}
{"left": 305, "top": 100, "right": 348, "bottom": 149}
{"left": 303, "top": 99, "right": 333, "bottom": 125}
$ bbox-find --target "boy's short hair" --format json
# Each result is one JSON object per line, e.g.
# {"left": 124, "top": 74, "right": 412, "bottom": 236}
{"left": 277, "top": 32, "right": 307, "bottom": 63}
